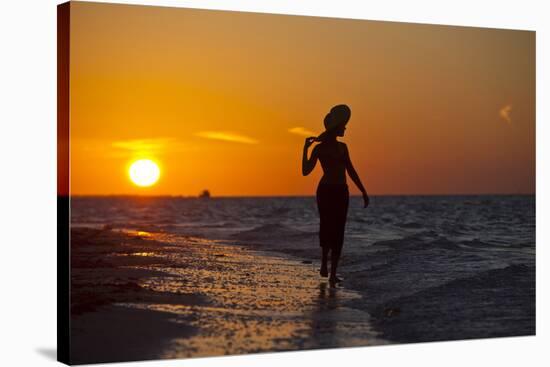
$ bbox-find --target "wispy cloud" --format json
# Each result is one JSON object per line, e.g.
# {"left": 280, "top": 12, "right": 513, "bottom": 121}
{"left": 288, "top": 127, "right": 316, "bottom": 137}
{"left": 107, "top": 137, "right": 194, "bottom": 158}
{"left": 195, "top": 131, "right": 259, "bottom": 144}
{"left": 499, "top": 105, "right": 512, "bottom": 125}
{"left": 111, "top": 138, "right": 174, "bottom": 153}
{"left": 74, "top": 137, "right": 199, "bottom": 159}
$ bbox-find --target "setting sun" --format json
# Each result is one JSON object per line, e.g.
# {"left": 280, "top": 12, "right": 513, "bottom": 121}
{"left": 128, "top": 159, "right": 160, "bottom": 187}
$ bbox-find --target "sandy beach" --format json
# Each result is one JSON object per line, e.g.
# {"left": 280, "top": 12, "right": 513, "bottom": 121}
{"left": 70, "top": 227, "right": 386, "bottom": 364}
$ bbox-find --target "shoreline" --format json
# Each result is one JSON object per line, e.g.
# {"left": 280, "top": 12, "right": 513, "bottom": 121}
{"left": 70, "top": 227, "right": 386, "bottom": 364}
{"left": 226, "top": 225, "right": 536, "bottom": 344}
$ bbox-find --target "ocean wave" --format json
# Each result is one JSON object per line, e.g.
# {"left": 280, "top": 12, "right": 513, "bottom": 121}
{"left": 395, "top": 263, "right": 533, "bottom": 300}
{"left": 367, "top": 263, "right": 535, "bottom": 342}
{"left": 373, "top": 263, "right": 534, "bottom": 311}
{"left": 397, "top": 222, "right": 423, "bottom": 229}
{"left": 231, "top": 223, "right": 315, "bottom": 242}
{"left": 370, "top": 231, "right": 459, "bottom": 251}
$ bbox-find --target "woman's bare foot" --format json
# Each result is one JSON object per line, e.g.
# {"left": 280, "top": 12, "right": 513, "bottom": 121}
{"left": 320, "top": 265, "right": 328, "bottom": 277}
{"left": 329, "top": 276, "right": 342, "bottom": 285}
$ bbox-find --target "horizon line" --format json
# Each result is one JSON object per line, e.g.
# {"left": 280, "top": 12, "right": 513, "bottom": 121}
{"left": 64, "top": 192, "right": 536, "bottom": 198}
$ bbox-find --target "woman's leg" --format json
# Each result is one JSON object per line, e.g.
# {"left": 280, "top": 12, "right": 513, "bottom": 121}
{"left": 317, "top": 185, "right": 328, "bottom": 277}
{"left": 330, "top": 186, "right": 348, "bottom": 284}
{"left": 320, "top": 247, "right": 329, "bottom": 277}
{"left": 329, "top": 249, "right": 341, "bottom": 283}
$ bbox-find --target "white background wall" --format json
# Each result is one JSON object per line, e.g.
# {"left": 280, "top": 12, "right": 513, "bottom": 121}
{"left": 0, "top": 0, "right": 547, "bottom": 366}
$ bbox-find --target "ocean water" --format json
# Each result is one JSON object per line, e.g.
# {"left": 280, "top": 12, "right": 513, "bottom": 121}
{"left": 71, "top": 195, "right": 536, "bottom": 341}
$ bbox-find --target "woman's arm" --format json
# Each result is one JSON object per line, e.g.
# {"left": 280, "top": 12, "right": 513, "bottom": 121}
{"left": 343, "top": 144, "right": 369, "bottom": 208}
{"left": 302, "top": 137, "right": 319, "bottom": 176}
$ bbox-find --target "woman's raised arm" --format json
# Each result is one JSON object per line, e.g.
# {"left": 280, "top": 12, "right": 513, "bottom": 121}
{"left": 302, "top": 137, "right": 319, "bottom": 176}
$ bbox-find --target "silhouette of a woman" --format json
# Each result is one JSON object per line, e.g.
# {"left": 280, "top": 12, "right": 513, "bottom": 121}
{"left": 302, "top": 104, "right": 369, "bottom": 285}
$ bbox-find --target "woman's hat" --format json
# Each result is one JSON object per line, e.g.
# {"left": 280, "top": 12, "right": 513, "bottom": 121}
{"left": 324, "top": 104, "right": 351, "bottom": 131}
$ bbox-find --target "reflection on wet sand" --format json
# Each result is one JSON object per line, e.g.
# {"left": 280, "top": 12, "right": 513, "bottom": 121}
{"left": 71, "top": 227, "right": 386, "bottom": 362}
{"left": 303, "top": 281, "right": 386, "bottom": 350}
{"left": 140, "top": 231, "right": 386, "bottom": 356}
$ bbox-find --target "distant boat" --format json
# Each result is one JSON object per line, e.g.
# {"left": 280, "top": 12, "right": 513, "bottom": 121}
{"left": 199, "top": 189, "right": 211, "bottom": 199}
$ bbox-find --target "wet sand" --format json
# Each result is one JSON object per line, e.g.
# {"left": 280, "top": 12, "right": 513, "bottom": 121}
{"left": 70, "top": 228, "right": 386, "bottom": 364}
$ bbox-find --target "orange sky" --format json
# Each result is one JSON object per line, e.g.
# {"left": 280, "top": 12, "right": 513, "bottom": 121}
{"left": 68, "top": 1, "right": 535, "bottom": 196}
